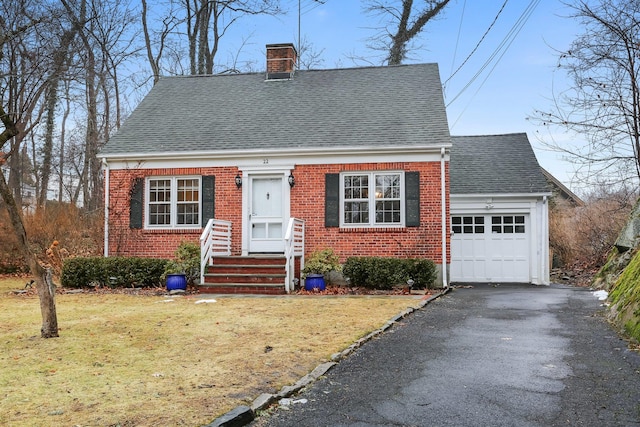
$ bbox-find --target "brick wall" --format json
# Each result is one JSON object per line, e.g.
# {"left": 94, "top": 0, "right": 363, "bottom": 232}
{"left": 291, "top": 162, "right": 450, "bottom": 264}
{"left": 106, "top": 161, "right": 449, "bottom": 263}
{"left": 107, "top": 167, "right": 243, "bottom": 259}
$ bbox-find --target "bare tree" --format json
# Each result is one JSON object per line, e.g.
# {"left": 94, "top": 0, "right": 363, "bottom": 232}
{"left": 184, "top": 0, "right": 283, "bottom": 75}
{"left": 364, "top": 0, "right": 451, "bottom": 65}
{"left": 532, "top": 0, "right": 640, "bottom": 186}
{"left": 1, "top": 13, "right": 59, "bottom": 338}
{"left": 141, "top": 0, "right": 181, "bottom": 85}
{"left": 38, "top": 19, "right": 79, "bottom": 209}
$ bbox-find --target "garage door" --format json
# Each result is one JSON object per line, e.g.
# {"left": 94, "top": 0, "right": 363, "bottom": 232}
{"left": 451, "top": 214, "right": 530, "bottom": 283}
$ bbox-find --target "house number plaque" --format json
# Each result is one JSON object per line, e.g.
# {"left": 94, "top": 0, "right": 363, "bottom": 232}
{"left": 263, "top": 158, "right": 269, "bottom": 164}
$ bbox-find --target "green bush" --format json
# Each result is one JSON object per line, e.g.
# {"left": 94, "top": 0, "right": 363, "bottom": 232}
{"left": 61, "top": 257, "right": 168, "bottom": 288}
{"left": 163, "top": 241, "right": 201, "bottom": 286}
{"left": 302, "top": 248, "right": 342, "bottom": 278}
{"left": 343, "top": 256, "right": 437, "bottom": 290}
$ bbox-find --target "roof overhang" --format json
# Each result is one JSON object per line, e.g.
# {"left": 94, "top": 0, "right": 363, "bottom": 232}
{"left": 99, "top": 143, "right": 452, "bottom": 168}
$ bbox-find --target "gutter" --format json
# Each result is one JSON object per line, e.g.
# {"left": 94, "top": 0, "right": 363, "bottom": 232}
{"left": 441, "top": 147, "right": 448, "bottom": 288}
{"left": 103, "top": 158, "right": 109, "bottom": 257}
{"left": 97, "top": 143, "right": 453, "bottom": 162}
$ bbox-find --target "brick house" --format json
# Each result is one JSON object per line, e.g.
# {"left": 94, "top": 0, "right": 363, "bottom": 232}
{"left": 98, "top": 44, "right": 549, "bottom": 292}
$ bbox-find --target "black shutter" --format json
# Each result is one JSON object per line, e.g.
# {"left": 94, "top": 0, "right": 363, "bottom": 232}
{"left": 405, "top": 171, "right": 420, "bottom": 227}
{"left": 201, "top": 175, "right": 215, "bottom": 227}
{"left": 325, "top": 173, "right": 340, "bottom": 227}
{"left": 130, "top": 178, "right": 144, "bottom": 229}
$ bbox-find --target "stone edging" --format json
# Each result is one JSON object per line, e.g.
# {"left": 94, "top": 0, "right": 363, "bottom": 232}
{"left": 204, "top": 288, "right": 451, "bottom": 427}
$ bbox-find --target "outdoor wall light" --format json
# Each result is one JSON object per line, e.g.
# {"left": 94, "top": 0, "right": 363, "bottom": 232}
{"left": 288, "top": 173, "right": 295, "bottom": 188}
{"left": 235, "top": 173, "right": 242, "bottom": 188}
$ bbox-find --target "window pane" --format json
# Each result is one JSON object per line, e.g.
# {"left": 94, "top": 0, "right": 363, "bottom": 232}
{"left": 149, "top": 179, "right": 171, "bottom": 225}
{"left": 177, "top": 179, "right": 199, "bottom": 202}
{"left": 475, "top": 226, "right": 484, "bottom": 233}
{"left": 375, "top": 174, "right": 400, "bottom": 199}
{"left": 176, "top": 179, "right": 200, "bottom": 225}
{"left": 149, "top": 204, "right": 170, "bottom": 225}
{"left": 492, "top": 216, "right": 501, "bottom": 224}
{"left": 177, "top": 203, "right": 199, "bottom": 225}
{"left": 452, "top": 217, "right": 462, "bottom": 225}
{"left": 452, "top": 225, "right": 462, "bottom": 233}
{"left": 344, "top": 175, "right": 368, "bottom": 200}
{"left": 475, "top": 216, "right": 484, "bottom": 224}
{"left": 515, "top": 216, "right": 525, "bottom": 224}
{"left": 344, "top": 201, "right": 369, "bottom": 224}
{"left": 375, "top": 200, "right": 401, "bottom": 224}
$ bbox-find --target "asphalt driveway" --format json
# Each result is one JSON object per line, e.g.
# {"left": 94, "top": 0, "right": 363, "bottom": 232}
{"left": 251, "top": 283, "right": 640, "bottom": 427}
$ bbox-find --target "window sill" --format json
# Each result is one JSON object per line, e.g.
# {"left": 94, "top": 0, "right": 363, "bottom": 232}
{"left": 140, "top": 228, "right": 202, "bottom": 234}
{"left": 338, "top": 227, "right": 407, "bottom": 233}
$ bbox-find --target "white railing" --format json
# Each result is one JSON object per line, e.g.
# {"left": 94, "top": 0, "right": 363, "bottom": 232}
{"left": 284, "top": 218, "right": 305, "bottom": 293}
{"left": 199, "top": 218, "right": 232, "bottom": 284}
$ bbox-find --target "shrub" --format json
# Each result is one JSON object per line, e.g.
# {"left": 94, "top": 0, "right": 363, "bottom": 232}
{"left": 163, "top": 241, "right": 201, "bottom": 286}
{"left": 343, "top": 256, "right": 437, "bottom": 290}
{"left": 61, "top": 257, "right": 168, "bottom": 288}
{"left": 302, "top": 248, "right": 342, "bottom": 277}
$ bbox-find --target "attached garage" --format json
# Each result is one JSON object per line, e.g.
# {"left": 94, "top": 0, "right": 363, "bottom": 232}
{"left": 450, "top": 134, "right": 550, "bottom": 285}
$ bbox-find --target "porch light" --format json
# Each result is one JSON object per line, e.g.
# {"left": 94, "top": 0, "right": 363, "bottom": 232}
{"left": 288, "top": 173, "right": 295, "bottom": 188}
{"left": 235, "top": 173, "right": 242, "bottom": 188}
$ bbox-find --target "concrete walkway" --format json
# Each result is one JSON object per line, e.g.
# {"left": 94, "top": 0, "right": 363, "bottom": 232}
{"left": 250, "top": 283, "right": 640, "bottom": 427}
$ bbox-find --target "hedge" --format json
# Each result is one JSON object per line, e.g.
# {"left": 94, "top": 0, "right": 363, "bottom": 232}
{"left": 343, "top": 256, "right": 437, "bottom": 290}
{"left": 61, "top": 257, "right": 168, "bottom": 288}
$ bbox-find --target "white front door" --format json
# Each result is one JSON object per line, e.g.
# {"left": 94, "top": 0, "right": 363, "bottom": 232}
{"left": 249, "top": 176, "right": 285, "bottom": 253}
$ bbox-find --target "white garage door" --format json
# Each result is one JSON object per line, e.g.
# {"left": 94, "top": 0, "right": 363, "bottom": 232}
{"left": 451, "top": 214, "right": 530, "bottom": 283}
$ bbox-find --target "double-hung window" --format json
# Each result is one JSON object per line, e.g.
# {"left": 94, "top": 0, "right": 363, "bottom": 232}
{"left": 342, "top": 172, "right": 403, "bottom": 227}
{"left": 147, "top": 177, "right": 201, "bottom": 228}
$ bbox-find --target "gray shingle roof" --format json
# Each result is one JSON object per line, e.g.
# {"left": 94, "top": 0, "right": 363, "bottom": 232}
{"left": 450, "top": 133, "right": 549, "bottom": 194}
{"left": 100, "top": 63, "right": 450, "bottom": 156}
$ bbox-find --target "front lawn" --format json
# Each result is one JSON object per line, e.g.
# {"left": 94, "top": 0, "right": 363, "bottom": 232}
{"left": 0, "top": 277, "right": 424, "bottom": 426}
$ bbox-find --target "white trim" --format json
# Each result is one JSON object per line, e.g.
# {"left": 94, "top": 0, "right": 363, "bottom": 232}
{"left": 103, "top": 159, "right": 110, "bottom": 257}
{"left": 101, "top": 145, "right": 450, "bottom": 170}
{"left": 98, "top": 143, "right": 451, "bottom": 161}
{"left": 441, "top": 147, "right": 448, "bottom": 288}
{"left": 239, "top": 168, "right": 293, "bottom": 255}
{"left": 145, "top": 176, "right": 202, "bottom": 230}
{"left": 450, "top": 193, "right": 550, "bottom": 285}
{"left": 339, "top": 171, "right": 405, "bottom": 228}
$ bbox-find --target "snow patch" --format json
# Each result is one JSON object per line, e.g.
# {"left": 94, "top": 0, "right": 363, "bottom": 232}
{"left": 195, "top": 299, "right": 217, "bottom": 304}
{"left": 592, "top": 290, "right": 608, "bottom": 300}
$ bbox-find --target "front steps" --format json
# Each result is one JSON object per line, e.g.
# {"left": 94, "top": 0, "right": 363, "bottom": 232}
{"left": 199, "top": 255, "right": 288, "bottom": 294}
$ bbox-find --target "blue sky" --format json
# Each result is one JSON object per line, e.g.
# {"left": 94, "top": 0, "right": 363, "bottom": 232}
{"left": 222, "top": 0, "right": 583, "bottom": 192}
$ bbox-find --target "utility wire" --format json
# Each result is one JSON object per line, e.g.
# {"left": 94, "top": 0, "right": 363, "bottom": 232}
{"left": 443, "top": 0, "right": 509, "bottom": 86}
{"left": 445, "top": 0, "right": 467, "bottom": 95}
{"left": 446, "top": 0, "right": 541, "bottom": 114}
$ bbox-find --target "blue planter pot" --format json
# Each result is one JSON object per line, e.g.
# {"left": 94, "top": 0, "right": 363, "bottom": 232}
{"left": 304, "top": 274, "right": 326, "bottom": 291}
{"left": 166, "top": 273, "right": 187, "bottom": 291}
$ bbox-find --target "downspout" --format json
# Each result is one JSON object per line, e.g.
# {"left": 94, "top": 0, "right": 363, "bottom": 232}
{"left": 102, "top": 158, "right": 109, "bottom": 257}
{"left": 441, "top": 147, "right": 448, "bottom": 288}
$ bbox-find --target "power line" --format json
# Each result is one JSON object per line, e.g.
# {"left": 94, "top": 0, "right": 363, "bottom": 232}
{"left": 443, "top": 0, "right": 509, "bottom": 87}
{"left": 446, "top": 0, "right": 467, "bottom": 96}
{"left": 446, "top": 0, "right": 541, "bottom": 114}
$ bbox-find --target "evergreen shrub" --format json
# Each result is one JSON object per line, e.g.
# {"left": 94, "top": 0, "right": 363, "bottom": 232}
{"left": 61, "top": 257, "right": 168, "bottom": 288}
{"left": 343, "top": 256, "right": 437, "bottom": 290}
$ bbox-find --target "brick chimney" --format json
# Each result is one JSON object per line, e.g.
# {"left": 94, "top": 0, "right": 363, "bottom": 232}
{"left": 266, "top": 43, "right": 297, "bottom": 80}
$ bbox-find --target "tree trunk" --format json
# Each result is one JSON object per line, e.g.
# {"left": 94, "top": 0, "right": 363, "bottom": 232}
{"left": 0, "top": 105, "right": 58, "bottom": 338}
